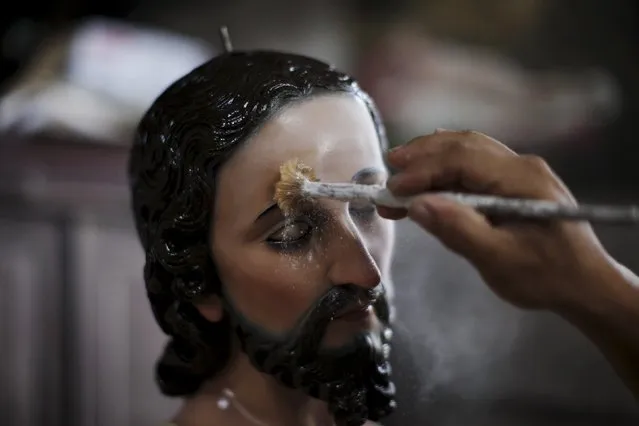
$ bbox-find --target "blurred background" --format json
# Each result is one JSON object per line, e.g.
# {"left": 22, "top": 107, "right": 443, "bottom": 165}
{"left": 0, "top": 1, "right": 638, "bottom": 425}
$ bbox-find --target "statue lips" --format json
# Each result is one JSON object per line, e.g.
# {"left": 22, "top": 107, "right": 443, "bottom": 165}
{"left": 333, "top": 302, "right": 373, "bottom": 323}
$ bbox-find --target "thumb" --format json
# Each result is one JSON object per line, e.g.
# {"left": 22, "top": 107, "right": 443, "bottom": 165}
{"left": 407, "top": 195, "right": 504, "bottom": 262}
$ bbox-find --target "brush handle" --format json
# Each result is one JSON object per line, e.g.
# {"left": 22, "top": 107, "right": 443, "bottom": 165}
{"left": 304, "top": 181, "right": 639, "bottom": 224}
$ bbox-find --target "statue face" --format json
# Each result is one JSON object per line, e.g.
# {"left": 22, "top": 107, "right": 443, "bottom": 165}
{"left": 209, "top": 93, "right": 397, "bottom": 424}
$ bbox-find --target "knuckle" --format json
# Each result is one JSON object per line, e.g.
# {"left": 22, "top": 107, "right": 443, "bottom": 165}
{"left": 465, "top": 130, "right": 515, "bottom": 155}
{"left": 444, "top": 138, "right": 468, "bottom": 154}
{"left": 462, "top": 129, "right": 491, "bottom": 144}
{"left": 405, "top": 135, "right": 424, "bottom": 147}
{"left": 521, "top": 155, "right": 551, "bottom": 173}
{"left": 464, "top": 129, "right": 485, "bottom": 138}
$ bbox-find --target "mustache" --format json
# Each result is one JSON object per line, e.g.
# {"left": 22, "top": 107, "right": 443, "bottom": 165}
{"left": 289, "top": 284, "right": 387, "bottom": 353}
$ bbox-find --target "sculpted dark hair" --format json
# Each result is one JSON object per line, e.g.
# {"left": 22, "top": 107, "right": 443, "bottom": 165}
{"left": 128, "top": 51, "right": 388, "bottom": 396}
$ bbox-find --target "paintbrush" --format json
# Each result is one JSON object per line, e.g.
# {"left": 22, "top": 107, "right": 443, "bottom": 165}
{"left": 273, "top": 158, "right": 639, "bottom": 224}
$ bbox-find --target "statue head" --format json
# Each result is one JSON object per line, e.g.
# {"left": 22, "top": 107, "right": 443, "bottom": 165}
{"left": 129, "top": 50, "right": 396, "bottom": 426}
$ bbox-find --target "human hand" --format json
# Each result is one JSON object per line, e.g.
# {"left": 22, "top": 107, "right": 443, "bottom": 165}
{"left": 381, "top": 130, "right": 618, "bottom": 311}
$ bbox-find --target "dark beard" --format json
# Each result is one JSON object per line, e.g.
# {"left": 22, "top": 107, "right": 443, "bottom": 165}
{"left": 222, "top": 284, "right": 397, "bottom": 426}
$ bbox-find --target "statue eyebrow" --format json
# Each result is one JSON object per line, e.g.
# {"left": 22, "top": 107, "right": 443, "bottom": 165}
{"left": 350, "top": 167, "right": 385, "bottom": 183}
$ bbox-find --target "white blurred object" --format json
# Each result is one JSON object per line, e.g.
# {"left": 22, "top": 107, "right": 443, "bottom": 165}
{"left": 0, "top": 18, "right": 214, "bottom": 143}
{"left": 0, "top": 82, "right": 139, "bottom": 142}
{"left": 67, "top": 19, "right": 212, "bottom": 111}
{"left": 360, "top": 30, "right": 621, "bottom": 147}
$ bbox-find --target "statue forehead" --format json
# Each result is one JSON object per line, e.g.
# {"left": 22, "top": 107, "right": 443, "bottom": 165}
{"left": 223, "top": 94, "right": 386, "bottom": 182}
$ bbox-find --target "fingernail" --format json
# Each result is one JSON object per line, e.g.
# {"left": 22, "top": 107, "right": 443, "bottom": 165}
{"left": 386, "top": 175, "right": 399, "bottom": 192}
{"left": 388, "top": 143, "right": 406, "bottom": 154}
{"left": 434, "top": 128, "right": 448, "bottom": 134}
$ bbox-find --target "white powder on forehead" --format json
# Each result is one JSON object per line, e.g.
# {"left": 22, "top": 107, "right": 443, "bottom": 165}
{"left": 315, "top": 134, "right": 336, "bottom": 157}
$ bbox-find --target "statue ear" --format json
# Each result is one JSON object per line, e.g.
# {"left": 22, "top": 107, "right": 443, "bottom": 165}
{"left": 195, "top": 295, "right": 224, "bottom": 322}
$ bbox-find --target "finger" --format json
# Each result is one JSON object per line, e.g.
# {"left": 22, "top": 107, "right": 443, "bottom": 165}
{"left": 377, "top": 206, "right": 407, "bottom": 220}
{"left": 387, "top": 130, "right": 514, "bottom": 169}
{"left": 388, "top": 147, "right": 562, "bottom": 201}
{"left": 407, "top": 195, "right": 508, "bottom": 263}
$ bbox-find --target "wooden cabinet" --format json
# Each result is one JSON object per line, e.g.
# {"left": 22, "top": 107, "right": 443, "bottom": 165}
{"left": 70, "top": 215, "right": 178, "bottom": 426}
{"left": 0, "top": 213, "right": 63, "bottom": 426}
{"left": 0, "top": 137, "right": 178, "bottom": 426}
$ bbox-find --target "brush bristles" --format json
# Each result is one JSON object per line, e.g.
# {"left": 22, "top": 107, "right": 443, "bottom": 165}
{"left": 274, "top": 158, "right": 318, "bottom": 215}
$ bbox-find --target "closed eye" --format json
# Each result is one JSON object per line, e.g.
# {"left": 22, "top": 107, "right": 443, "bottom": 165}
{"left": 266, "top": 218, "right": 313, "bottom": 252}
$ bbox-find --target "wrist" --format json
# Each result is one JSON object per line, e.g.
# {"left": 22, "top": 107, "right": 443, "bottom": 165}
{"left": 553, "top": 256, "right": 638, "bottom": 325}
